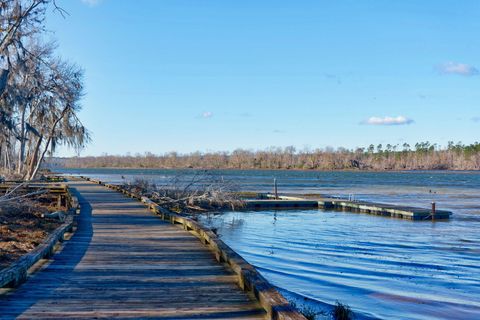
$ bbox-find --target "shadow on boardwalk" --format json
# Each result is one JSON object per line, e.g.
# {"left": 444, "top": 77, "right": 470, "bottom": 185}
{"left": 0, "top": 185, "right": 93, "bottom": 319}
{"left": 0, "top": 181, "right": 264, "bottom": 319}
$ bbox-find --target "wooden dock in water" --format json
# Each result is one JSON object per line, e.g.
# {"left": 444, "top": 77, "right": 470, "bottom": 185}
{"left": 0, "top": 180, "right": 303, "bottom": 319}
{"left": 245, "top": 195, "right": 452, "bottom": 220}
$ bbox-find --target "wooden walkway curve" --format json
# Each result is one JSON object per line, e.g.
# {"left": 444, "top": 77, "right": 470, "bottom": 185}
{"left": 0, "top": 180, "right": 265, "bottom": 319}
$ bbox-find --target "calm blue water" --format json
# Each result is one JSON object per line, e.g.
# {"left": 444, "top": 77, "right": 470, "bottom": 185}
{"left": 59, "top": 168, "right": 480, "bottom": 319}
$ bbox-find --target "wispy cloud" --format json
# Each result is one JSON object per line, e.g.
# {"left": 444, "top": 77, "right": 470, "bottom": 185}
{"left": 324, "top": 73, "right": 342, "bottom": 85}
{"left": 417, "top": 93, "right": 427, "bottom": 99}
{"left": 437, "top": 62, "right": 479, "bottom": 76}
{"left": 472, "top": 116, "right": 480, "bottom": 123}
{"left": 197, "top": 111, "right": 213, "bottom": 119}
{"left": 362, "top": 116, "right": 414, "bottom": 126}
{"left": 81, "top": 0, "right": 102, "bottom": 6}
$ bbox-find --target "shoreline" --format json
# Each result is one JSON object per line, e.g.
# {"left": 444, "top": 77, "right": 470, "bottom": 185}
{"left": 54, "top": 167, "right": 480, "bottom": 174}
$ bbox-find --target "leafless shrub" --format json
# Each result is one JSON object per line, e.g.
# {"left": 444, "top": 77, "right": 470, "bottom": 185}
{"left": 332, "top": 301, "right": 354, "bottom": 320}
{"left": 123, "top": 171, "right": 245, "bottom": 213}
{"left": 126, "top": 177, "right": 156, "bottom": 195}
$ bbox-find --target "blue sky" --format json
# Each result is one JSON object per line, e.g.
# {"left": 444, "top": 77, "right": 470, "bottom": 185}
{"left": 46, "top": 0, "right": 480, "bottom": 156}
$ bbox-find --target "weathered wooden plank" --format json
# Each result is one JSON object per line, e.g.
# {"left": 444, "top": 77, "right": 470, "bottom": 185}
{"left": 245, "top": 199, "right": 319, "bottom": 209}
{"left": 319, "top": 198, "right": 452, "bottom": 220}
{"left": 252, "top": 193, "right": 452, "bottom": 220}
{"left": 84, "top": 178, "right": 305, "bottom": 319}
{"left": 0, "top": 180, "right": 270, "bottom": 320}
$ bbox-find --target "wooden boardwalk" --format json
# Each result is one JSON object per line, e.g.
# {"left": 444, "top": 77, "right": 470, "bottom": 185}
{"left": 0, "top": 180, "right": 265, "bottom": 319}
{"left": 245, "top": 194, "right": 452, "bottom": 220}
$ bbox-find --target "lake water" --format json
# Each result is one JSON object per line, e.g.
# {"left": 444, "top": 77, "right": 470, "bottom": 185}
{"left": 59, "top": 168, "right": 480, "bottom": 319}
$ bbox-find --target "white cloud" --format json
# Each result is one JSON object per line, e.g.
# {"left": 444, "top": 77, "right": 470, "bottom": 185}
{"left": 81, "top": 0, "right": 102, "bottom": 6}
{"left": 437, "top": 62, "right": 479, "bottom": 76}
{"left": 363, "top": 116, "right": 414, "bottom": 126}
{"left": 199, "top": 111, "right": 213, "bottom": 119}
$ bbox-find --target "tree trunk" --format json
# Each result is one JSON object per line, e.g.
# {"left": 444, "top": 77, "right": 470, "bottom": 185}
{"left": 0, "top": 69, "right": 9, "bottom": 96}
{"left": 26, "top": 135, "right": 43, "bottom": 180}
{"left": 27, "top": 105, "right": 70, "bottom": 180}
{"left": 17, "top": 107, "right": 26, "bottom": 174}
{"left": 29, "top": 135, "right": 51, "bottom": 180}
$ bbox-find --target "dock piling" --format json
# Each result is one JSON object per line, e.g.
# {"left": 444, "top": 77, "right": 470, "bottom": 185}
{"left": 274, "top": 178, "right": 278, "bottom": 200}
{"left": 432, "top": 202, "right": 436, "bottom": 220}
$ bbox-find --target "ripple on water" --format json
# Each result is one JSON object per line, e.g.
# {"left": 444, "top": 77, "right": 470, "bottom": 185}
{"left": 200, "top": 209, "right": 480, "bottom": 320}
{"left": 60, "top": 169, "right": 480, "bottom": 319}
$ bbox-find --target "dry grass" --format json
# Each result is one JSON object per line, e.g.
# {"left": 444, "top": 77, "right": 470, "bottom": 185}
{"left": 0, "top": 202, "right": 61, "bottom": 269}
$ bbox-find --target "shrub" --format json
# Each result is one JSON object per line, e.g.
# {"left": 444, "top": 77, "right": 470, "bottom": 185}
{"left": 332, "top": 301, "right": 353, "bottom": 320}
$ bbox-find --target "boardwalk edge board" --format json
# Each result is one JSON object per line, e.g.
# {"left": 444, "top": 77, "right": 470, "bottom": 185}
{"left": 0, "top": 185, "right": 80, "bottom": 289}
{"left": 82, "top": 176, "right": 306, "bottom": 320}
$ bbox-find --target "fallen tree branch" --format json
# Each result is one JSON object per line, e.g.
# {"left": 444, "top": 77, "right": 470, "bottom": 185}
{"left": 123, "top": 171, "right": 245, "bottom": 213}
{"left": 0, "top": 189, "right": 47, "bottom": 204}
{"left": 3, "top": 182, "right": 28, "bottom": 197}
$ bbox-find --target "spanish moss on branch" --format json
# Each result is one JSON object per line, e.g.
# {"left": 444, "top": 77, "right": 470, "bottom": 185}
{"left": 0, "top": 0, "right": 89, "bottom": 181}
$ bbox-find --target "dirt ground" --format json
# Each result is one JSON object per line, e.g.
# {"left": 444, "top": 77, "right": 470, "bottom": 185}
{"left": 0, "top": 203, "right": 61, "bottom": 269}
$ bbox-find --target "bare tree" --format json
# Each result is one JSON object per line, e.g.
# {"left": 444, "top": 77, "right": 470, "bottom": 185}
{"left": 0, "top": 0, "right": 50, "bottom": 95}
{"left": 0, "top": 1, "right": 89, "bottom": 180}
{"left": 60, "top": 142, "right": 480, "bottom": 171}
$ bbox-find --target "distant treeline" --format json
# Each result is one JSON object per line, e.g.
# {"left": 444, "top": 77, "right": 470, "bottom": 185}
{"left": 56, "top": 141, "right": 480, "bottom": 171}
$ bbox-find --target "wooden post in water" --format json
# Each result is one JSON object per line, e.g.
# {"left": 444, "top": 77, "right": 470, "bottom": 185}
{"left": 274, "top": 178, "right": 278, "bottom": 200}
{"left": 431, "top": 202, "right": 436, "bottom": 220}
